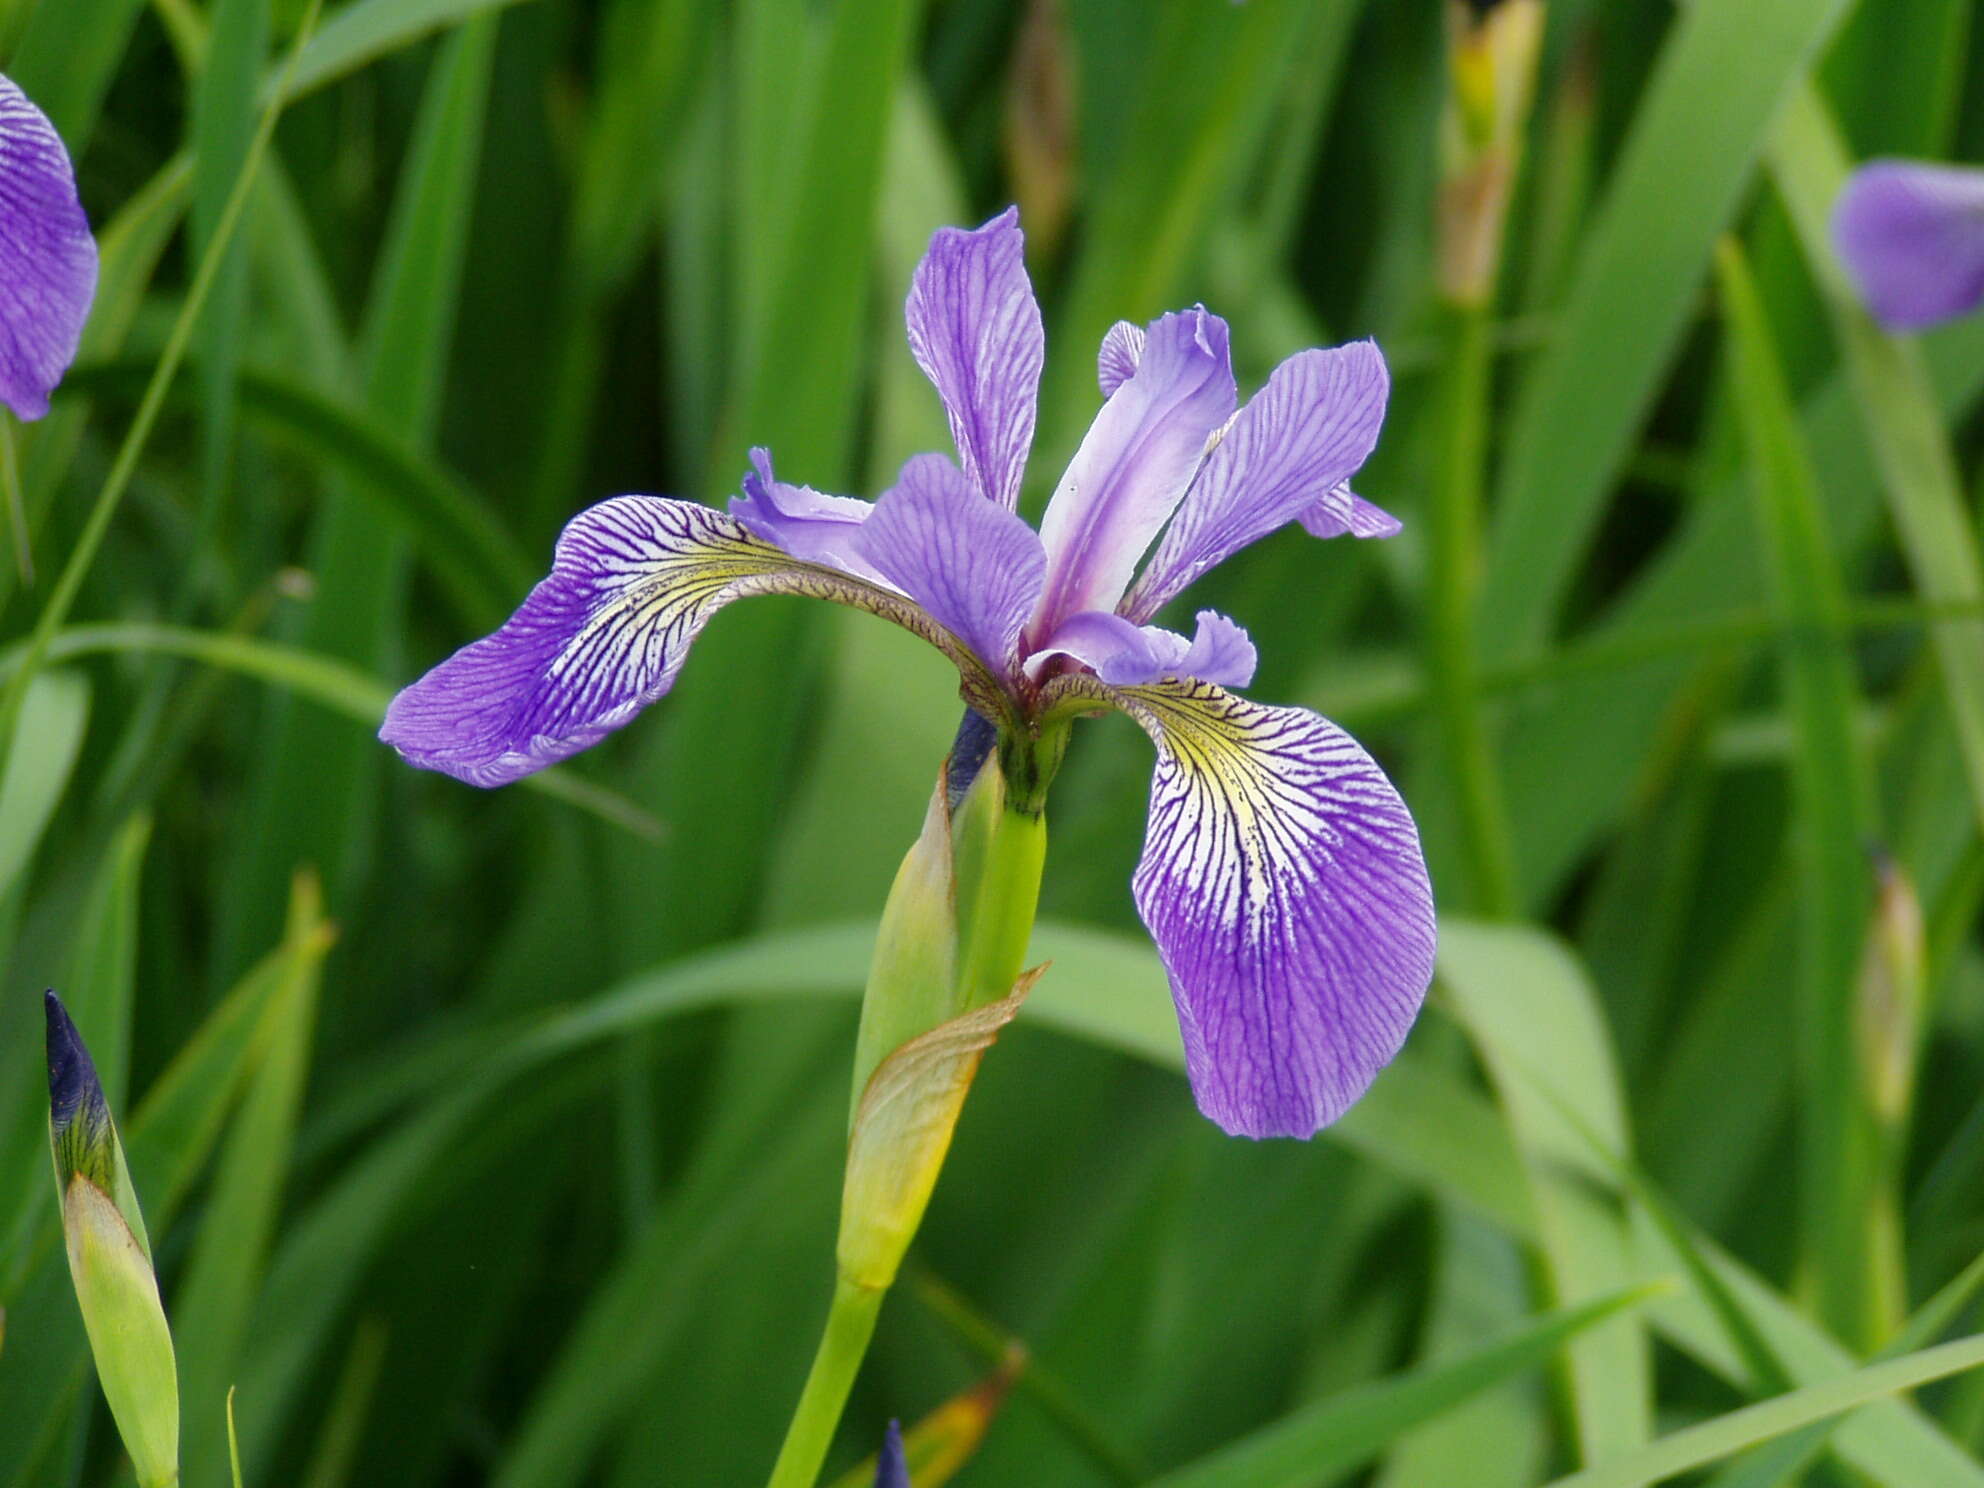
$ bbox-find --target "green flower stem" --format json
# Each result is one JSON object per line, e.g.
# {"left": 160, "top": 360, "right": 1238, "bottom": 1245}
{"left": 770, "top": 728, "right": 1060, "bottom": 1486}
{"left": 954, "top": 800, "right": 1048, "bottom": 1011}
{"left": 1426, "top": 302, "right": 1519, "bottom": 917}
{"left": 765, "top": 1276, "right": 886, "bottom": 1488}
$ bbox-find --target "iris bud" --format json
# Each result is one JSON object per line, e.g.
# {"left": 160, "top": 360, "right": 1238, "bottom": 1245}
{"left": 1438, "top": 0, "right": 1544, "bottom": 306}
{"left": 45, "top": 992, "right": 180, "bottom": 1488}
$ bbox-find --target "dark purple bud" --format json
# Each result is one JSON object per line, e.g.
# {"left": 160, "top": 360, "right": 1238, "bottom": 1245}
{"left": 45, "top": 990, "right": 112, "bottom": 1187}
{"left": 874, "top": 1420, "right": 910, "bottom": 1488}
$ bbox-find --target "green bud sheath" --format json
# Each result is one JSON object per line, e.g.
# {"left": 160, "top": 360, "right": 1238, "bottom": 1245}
{"left": 46, "top": 992, "right": 180, "bottom": 1488}
{"left": 849, "top": 773, "right": 962, "bottom": 1128}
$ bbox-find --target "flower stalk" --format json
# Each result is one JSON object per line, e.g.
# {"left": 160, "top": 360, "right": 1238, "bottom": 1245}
{"left": 1427, "top": 0, "right": 1542, "bottom": 917}
{"left": 772, "top": 728, "right": 1054, "bottom": 1487}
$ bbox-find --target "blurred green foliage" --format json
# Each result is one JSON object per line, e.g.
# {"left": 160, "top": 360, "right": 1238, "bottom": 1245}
{"left": 7, "top": 0, "right": 1984, "bottom": 1482}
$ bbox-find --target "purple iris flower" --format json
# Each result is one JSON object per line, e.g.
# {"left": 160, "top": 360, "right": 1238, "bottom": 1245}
{"left": 0, "top": 76, "right": 97, "bottom": 420}
{"left": 382, "top": 208, "right": 1435, "bottom": 1139}
{"left": 1833, "top": 159, "right": 1984, "bottom": 331}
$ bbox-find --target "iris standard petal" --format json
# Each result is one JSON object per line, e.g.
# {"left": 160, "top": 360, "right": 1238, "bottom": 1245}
{"left": 1096, "top": 319, "right": 1145, "bottom": 397}
{"left": 382, "top": 498, "right": 1010, "bottom": 785}
{"left": 729, "top": 447, "right": 885, "bottom": 583}
{"left": 1075, "top": 677, "right": 1434, "bottom": 1138}
{"left": 1127, "top": 340, "right": 1387, "bottom": 622}
{"left": 905, "top": 206, "right": 1044, "bottom": 510}
{"left": 1033, "top": 308, "right": 1236, "bottom": 634}
{"left": 1833, "top": 159, "right": 1984, "bottom": 330}
{"left": 0, "top": 75, "right": 97, "bottom": 421}
{"left": 855, "top": 452, "right": 1046, "bottom": 675}
{"left": 1296, "top": 481, "right": 1402, "bottom": 540}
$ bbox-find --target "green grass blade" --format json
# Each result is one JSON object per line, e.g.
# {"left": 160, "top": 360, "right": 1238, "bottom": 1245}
{"left": 1716, "top": 234, "right": 1879, "bottom": 1345}
{"left": 61, "top": 358, "right": 534, "bottom": 629}
{"left": 1702, "top": 1247, "right": 1984, "bottom": 1488}
{"left": 1479, "top": 0, "right": 1854, "bottom": 658}
{"left": 188, "top": 0, "right": 271, "bottom": 611}
{"left": 1768, "top": 85, "right": 1984, "bottom": 840}
{"left": 223, "top": 15, "right": 496, "bottom": 975}
{"left": 0, "top": 671, "right": 88, "bottom": 904}
{"left": 276, "top": 0, "right": 540, "bottom": 102}
{"left": 1542, "top": 1333, "right": 1984, "bottom": 1488}
{"left": 1146, "top": 1287, "right": 1661, "bottom": 1488}
{"left": 1438, "top": 921, "right": 1653, "bottom": 1459}
{"left": 172, "top": 876, "right": 330, "bottom": 1485}
{"left": 6, "top": 0, "right": 146, "bottom": 143}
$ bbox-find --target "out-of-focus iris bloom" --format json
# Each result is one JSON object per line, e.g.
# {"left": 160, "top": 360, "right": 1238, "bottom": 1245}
{"left": 875, "top": 1420, "right": 909, "bottom": 1488}
{"left": 1833, "top": 159, "right": 1984, "bottom": 331}
{"left": 382, "top": 208, "right": 1436, "bottom": 1139}
{"left": 0, "top": 76, "right": 97, "bottom": 419}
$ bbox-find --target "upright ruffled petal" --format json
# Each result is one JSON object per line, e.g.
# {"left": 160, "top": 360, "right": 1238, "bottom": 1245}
{"left": 1033, "top": 308, "right": 1236, "bottom": 635}
{"left": 0, "top": 75, "right": 97, "bottom": 421}
{"left": 1127, "top": 341, "right": 1387, "bottom": 622}
{"left": 1028, "top": 608, "right": 1256, "bottom": 689}
{"left": 1296, "top": 481, "right": 1402, "bottom": 540}
{"left": 1833, "top": 160, "right": 1984, "bottom": 330}
{"left": 1076, "top": 677, "right": 1434, "bottom": 1138}
{"left": 729, "top": 448, "right": 883, "bottom": 583}
{"left": 905, "top": 206, "right": 1044, "bottom": 510}
{"left": 855, "top": 452, "right": 1046, "bottom": 675}
{"left": 382, "top": 498, "right": 1009, "bottom": 786}
{"left": 1096, "top": 319, "right": 1145, "bottom": 397}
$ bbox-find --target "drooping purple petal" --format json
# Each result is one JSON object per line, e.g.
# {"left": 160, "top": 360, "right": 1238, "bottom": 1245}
{"left": 1296, "top": 481, "right": 1402, "bottom": 540}
{"left": 1111, "top": 680, "right": 1434, "bottom": 1138}
{"left": 854, "top": 452, "right": 1045, "bottom": 674}
{"left": 382, "top": 497, "right": 1005, "bottom": 787}
{"left": 0, "top": 76, "right": 97, "bottom": 421}
{"left": 905, "top": 206, "right": 1044, "bottom": 510}
{"left": 1032, "top": 308, "right": 1236, "bottom": 636}
{"left": 875, "top": 1421, "right": 910, "bottom": 1488}
{"left": 1096, "top": 319, "right": 1145, "bottom": 397}
{"left": 728, "top": 448, "right": 885, "bottom": 584}
{"left": 1833, "top": 160, "right": 1984, "bottom": 330}
{"left": 1127, "top": 341, "right": 1388, "bottom": 622}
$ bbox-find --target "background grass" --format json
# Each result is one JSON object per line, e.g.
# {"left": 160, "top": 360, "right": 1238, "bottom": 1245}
{"left": 6, "top": 0, "right": 1984, "bottom": 1482}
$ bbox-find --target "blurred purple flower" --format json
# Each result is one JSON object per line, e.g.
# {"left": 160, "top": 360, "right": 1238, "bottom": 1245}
{"left": 1833, "top": 159, "right": 1984, "bottom": 331}
{"left": 875, "top": 1420, "right": 909, "bottom": 1488}
{"left": 0, "top": 76, "right": 97, "bottom": 420}
{"left": 382, "top": 208, "right": 1435, "bottom": 1140}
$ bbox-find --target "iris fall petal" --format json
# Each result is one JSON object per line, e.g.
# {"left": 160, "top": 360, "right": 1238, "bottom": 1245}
{"left": 0, "top": 75, "right": 96, "bottom": 421}
{"left": 1110, "top": 680, "right": 1434, "bottom": 1138}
